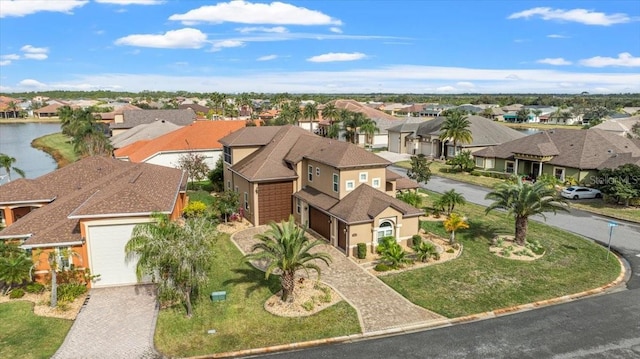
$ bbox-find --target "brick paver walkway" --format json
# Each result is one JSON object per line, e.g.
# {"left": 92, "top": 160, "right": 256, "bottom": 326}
{"left": 53, "top": 285, "right": 160, "bottom": 359}
{"left": 233, "top": 226, "right": 444, "bottom": 333}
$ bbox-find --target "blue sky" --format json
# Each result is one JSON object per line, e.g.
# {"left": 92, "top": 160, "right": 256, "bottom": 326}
{"left": 0, "top": 0, "right": 639, "bottom": 94}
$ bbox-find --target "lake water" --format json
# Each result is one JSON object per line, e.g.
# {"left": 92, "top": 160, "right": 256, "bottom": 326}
{"left": 0, "top": 123, "right": 61, "bottom": 181}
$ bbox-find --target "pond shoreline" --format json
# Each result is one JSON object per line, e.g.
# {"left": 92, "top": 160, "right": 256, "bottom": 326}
{"left": 30, "top": 133, "right": 75, "bottom": 169}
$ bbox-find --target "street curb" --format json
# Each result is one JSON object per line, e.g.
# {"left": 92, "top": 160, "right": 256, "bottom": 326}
{"left": 183, "top": 252, "right": 628, "bottom": 359}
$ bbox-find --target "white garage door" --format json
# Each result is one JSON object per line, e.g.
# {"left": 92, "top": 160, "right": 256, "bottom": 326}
{"left": 88, "top": 224, "right": 141, "bottom": 288}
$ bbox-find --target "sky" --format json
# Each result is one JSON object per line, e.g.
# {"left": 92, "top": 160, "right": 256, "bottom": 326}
{"left": 0, "top": 0, "right": 639, "bottom": 94}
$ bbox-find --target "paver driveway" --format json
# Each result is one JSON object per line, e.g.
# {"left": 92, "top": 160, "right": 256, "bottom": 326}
{"left": 233, "top": 226, "right": 444, "bottom": 333}
{"left": 53, "top": 285, "right": 160, "bottom": 359}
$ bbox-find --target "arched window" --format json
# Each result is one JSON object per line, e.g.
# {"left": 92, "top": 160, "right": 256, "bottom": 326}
{"left": 377, "top": 220, "right": 394, "bottom": 242}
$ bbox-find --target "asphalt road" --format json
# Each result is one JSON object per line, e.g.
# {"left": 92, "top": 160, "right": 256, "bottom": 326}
{"left": 255, "top": 172, "right": 640, "bottom": 359}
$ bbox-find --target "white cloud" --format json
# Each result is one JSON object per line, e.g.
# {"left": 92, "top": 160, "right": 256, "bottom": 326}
{"left": 169, "top": 0, "right": 342, "bottom": 26}
{"left": 212, "top": 40, "right": 244, "bottom": 49}
{"left": 508, "top": 7, "right": 633, "bottom": 26}
{"left": 20, "top": 45, "right": 49, "bottom": 60}
{"left": 115, "top": 28, "right": 208, "bottom": 49}
{"left": 257, "top": 54, "right": 278, "bottom": 61}
{"left": 547, "top": 34, "right": 569, "bottom": 39}
{"left": 236, "top": 26, "right": 288, "bottom": 33}
{"left": 537, "top": 57, "right": 572, "bottom": 66}
{"left": 5, "top": 65, "right": 640, "bottom": 94}
{"left": 18, "top": 79, "right": 47, "bottom": 88}
{"left": 95, "top": 0, "right": 164, "bottom": 4}
{"left": 0, "top": 0, "right": 88, "bottom": 18}
{"left": 329, "top": 27, "right": 342, "bottom": 34}
{"left": 307, "top": 52, "right": 366, "bottom": 63}
{"left": 0, "top": 60, "right": 11, "bottom": 66}
{"left": 579, "top": 53, "right": 640, "bottom": 67}
{"left": 1, "top": 54, "right": 21, "bottom": 61}
{"left": 456, "top": 81, "right": 475, "bottom": 88}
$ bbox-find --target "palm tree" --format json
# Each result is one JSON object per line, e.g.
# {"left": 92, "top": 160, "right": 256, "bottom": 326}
{"left": 435, "top": 189, "right": 466, "bottom": 215}
{"left": 485, "top": 180, "right": 569, "bottom": 245}
{"left": 0, "top": 250, "right": 33, "bottom": 295}
{"left": 396, "top": 191, "right": 424, "bottom": 209}
{"left": 480, "top": 107, "right": 494, "bottom": 119}
{"left": 244, "top": 215, "right": 331, "bottom": 302}
{"left": 0, "top": 153, "right": 26, "bottom": 182}
{"left": 326, "top": 123, "right": 341, "bottom": 139}
{"left": 7, "top": 101, "right": 19, "bottom": 118}
{"left": 438, "top": 112, "right": 472, "bottom": 157}
{"left": 126, "top": 213, "right": 217, "bottom": 317}
{"left": 443, "top": 213, "right": 469, "bottom": 245}
{"left": 360, "top": 119, "right": 380, "bottom": 149}
{"left": 303, "top": 102, "right": 318, "bottom": 133}
{"left": 322, "top": 102, "right": 338, "bottom": 125}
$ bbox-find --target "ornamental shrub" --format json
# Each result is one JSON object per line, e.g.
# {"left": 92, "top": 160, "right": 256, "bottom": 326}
{"left": 9, "top": 288, "right": 25, "bottom": 299}
{"left": 357, "top": 243, "right": 367, "bottom": 259}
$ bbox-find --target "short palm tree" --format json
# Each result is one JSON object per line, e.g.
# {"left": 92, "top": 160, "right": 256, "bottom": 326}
{"left": 322, "top": 102, "right": 338, "bottom": 125}
{"left": 303, "top": 102, "right": 318, "bottom": 133}
{"left": 0, "top": 153, "right": 26, "bottom": 182}
{"left": 0, "top": 254, "right": 33, "bottom": 294}
{"left": 443, "top": 213, "right": 469, "bottom": 245}
{"left": 485, "top": 179, "right": 569, "bottom": 245}
{"left": 244, "top": 216, "right": 331, "bottom": 302}
{"left": 397, "top": 191, "right": 424, "bottom": 209}
{"left": 439, "top": 112, "right": 472, "bottom": 156}
{"left": 359, "top": 119, "right": 380, "bottom": 148}
{"left": 435, "top": 189, "right": 466, "bottom": 215}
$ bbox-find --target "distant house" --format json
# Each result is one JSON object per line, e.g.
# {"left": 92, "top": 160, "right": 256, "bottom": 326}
{"left": 472, "top": 128, "right": 640, "bottom": 182}
{"left": 591, "top": 116, "right": 640, "bottom": 137}
{"left": 387, "top": 115, "right": 525, "bottom": 159}
{"left": 110, "top": 120, "right": 182, "bottom": 149}
{"left": 220, "top": 125, "right": 422, "bottom": 256}
{"left": 114, "top": 120, "right": 247, "bottom": 172}
{"left": 0, "top": 96, "right": 21, "bottom": 118}
{"left": 178, "top": 103, "right": 211, "bottom": 118}
{"left": 110, "top": 109, "right": 196, "bottom": 136}
{"left": 96, "top": 103, "right": 141, "bottom": 124}
{"left": 35, "top": 103, "right": 69, "bottom": 118}
{"left": 0, "top": 157, "right": 187, "bottom": 288}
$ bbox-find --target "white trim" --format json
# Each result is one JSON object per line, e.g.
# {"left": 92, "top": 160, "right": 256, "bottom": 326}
{"left": 21, "top": 241, "right": 83, "bottom": 249}
{"left": 345, "top": 180, "right": 355, "bottom": 191}
{"left": 68, "top": 211, "right": 170, "bottom": 219}
{"left": 0, "top": 198, "right": 55, "bottom": 205}
{"left": 0, "top": 233, "right": 31, "bottom": 240}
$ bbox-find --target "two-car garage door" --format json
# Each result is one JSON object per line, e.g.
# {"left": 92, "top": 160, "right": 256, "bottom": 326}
{"left": 88, "top": 224, "right": 141, "bottom": 288}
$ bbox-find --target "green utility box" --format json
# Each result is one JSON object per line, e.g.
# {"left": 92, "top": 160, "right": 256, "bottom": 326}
{"left": 210, "top": 291, "right": 227, "bottom": 302}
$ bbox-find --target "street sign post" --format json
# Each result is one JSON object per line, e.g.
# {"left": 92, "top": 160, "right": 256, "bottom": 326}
{"left": 607, "top": 221, "right": 618, "bottom": 259}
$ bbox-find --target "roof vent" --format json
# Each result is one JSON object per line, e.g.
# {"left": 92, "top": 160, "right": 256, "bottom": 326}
{"left": 607, "top": 149, "right": 613, "bottom": 153}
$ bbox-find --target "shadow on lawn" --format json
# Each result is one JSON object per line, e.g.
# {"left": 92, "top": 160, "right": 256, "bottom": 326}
{"left": 222, "top": 268, "right": 281, "bottom": 298}
{"left": 466, "top": 219, "right": 509, "bottom": 243}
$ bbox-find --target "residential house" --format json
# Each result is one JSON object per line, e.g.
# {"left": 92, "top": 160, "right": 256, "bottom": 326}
{"left": 35, "top": 102, "right": 70, "bottom": 118}
{"left": 395, "top": 104, "right": 427, "bottom": 117}
{"left": 388, "top": 115, "right": 525, "bottom": 159}
{"left": 96, "top": 103, "right": 141, "bottom": 124}
{"left": 472, "top": 128, "right": 640, "bottom": 183}
{"left": 110, "top": 120, "right": 182, "bottom": 149}
{"left": 178, "top": 103, "right": 212, "bottom": 119}
{"left": 0, "top": 96, "right": 21, "bottom": 118}
{"left": 591, "top": 116, "right": 640, "bottom": 137}
{"left": 219, "top": 125, "right": 422, "bottom": 256}
{"left": 114, "top": 120, "right": 246, "bottom": 173}
{"left": 0, "top": 156, "right": 187, "bottom": 288}
{"left": 110, "top": 109, "right": 196, "bottom": 136}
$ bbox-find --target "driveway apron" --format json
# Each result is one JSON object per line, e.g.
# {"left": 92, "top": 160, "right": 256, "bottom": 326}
{"left": 233, "top": 227, "right": 444, "bottom": 333}
{"left": 53, "top": 285, "right": 160, "bottom": 359}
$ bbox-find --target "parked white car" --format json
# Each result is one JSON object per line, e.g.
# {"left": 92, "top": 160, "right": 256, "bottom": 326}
{"left": 561, "top": 186, "right": 603, "bottom": 199}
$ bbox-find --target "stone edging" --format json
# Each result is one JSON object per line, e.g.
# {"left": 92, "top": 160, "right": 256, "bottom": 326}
{"left": 182, "top": 250, "right": 628, "bottom": 359}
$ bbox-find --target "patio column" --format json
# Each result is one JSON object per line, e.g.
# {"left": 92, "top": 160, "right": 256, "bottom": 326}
{"left": 514, "top": 158, "right": 519, "bottom": 175}
{"left": 538, "top": 161, "right": 543, "bottom": 177}
{"left": 3, "top": 207, "right": 13, "bottom": 226}
{"left": 395, "top": 223, "right": 402, "bottom": 242}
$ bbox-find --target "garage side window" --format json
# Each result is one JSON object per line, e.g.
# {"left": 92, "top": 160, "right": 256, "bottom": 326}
{"left": 56, "top": 247, "right": 72, "bottom": 270}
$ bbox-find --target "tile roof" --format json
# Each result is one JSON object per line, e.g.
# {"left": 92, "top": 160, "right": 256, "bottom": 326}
{"left": 395, "top": 177, "right": 420, "bottom": 191}
{"left": 326, "top": 184, "right": 423, "bottom": 224}
{"left": 415, "top": 116, "right": 525, "bottom": 146}
{"left": 114, "top": 120, "right": 246, "bottom": 162}
{"left": 97, "top": 104, "right": 141, "bottom": 121}
{"left": 330, "top": 99, "right": 404, "bottom": 133}
{"left": 225, "top": 125, "right": 390, "bottom": 181}
{"left": 110, "top": 120, "right": 182, "bottom": 149}
{"left": 474, "top": 128, "right": 640, "bottom": 169}
{"left": 110, "top": 109, "right": 196, "bottom": 129}
{"left": 0, "top": 157, "right": 186, "bottom": 246}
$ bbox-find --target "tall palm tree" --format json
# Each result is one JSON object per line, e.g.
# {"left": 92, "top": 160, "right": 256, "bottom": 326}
{"left": 438, "top": 112, "right": 472, "bottom": 156}
{"left": 359, "top": 119, "right": 380, "bottom": 149}
{"left": 485, "top": 180, "right": 569, "bottom": 245}
{"left": 435, "top": 189, "right": 466, "bottom": 215}
{"left": 443, "top": 213, "right": 469, "bottom": 245}
{"left": 303, "top": 102, "right": 318, "bottom": 133}
{"left": 322, "top": 102, "right": 338, "bottom": 125}
{"left": 0, "top": 153, "right": 26, "bottom": 182}
{"left": 244, "top": 215, "right": 331, "bottom": 302}
{"left": 326, "top": 123, "right": 341, "bottom": 139}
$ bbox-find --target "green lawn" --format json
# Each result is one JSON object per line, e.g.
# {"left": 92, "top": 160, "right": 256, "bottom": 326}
{"left": 154, "top": 233, "right": 361, "bottom": 357}
{"left": 568, "top": 200, "right": 640, "bottom": 223}
{"left": 187, "top": 190, "right": 216, "bottom": 208}
{"left": 0, "top": 302, "right": 72, "bottom": 359}
{"left": 395, "top": 160, "right": 505, "bottom": 188}
{"left": 31, "top": 132, "right": 78, "bottom": 167}
{"left": 381, "top": 192, "right": 621, "bottom": 318}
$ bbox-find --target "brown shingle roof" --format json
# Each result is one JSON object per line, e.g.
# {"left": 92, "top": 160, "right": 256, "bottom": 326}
{"left": 328, "top": 184, "right": 423, "bottom": 224}
{"left": 474, "top": 129, "right": 640, "bottom": 170}
{"left": 226, "top": 125, "right": 390, "bottom": 181}
{"left": 294, "top": 187, "right": 339, "bottom": 212}
{"left": 110, "top": 109, "right": 196, "bottom": 129}
{"left": 0, "top": 157, "right": 186, "bottom": 246}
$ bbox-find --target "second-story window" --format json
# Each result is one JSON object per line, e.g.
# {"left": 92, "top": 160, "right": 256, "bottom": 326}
{"left": 223, "top": 146, "right": 232, "bottom": 164}
{"left": 359, "top": 172, "right": 368, "bottom": 183}
{"left": 333, "top": 173, "right": 339, "bottom": 192}
{"left": 372, "top": 178, "right": 381, "bottom": 188}
{"left": 308, "top": 165, "right": 313, "bottom": 182}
